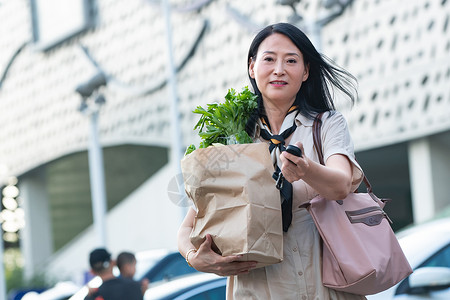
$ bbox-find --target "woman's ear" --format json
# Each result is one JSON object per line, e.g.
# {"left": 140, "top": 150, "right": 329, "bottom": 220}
{"left": 303, "top": 63, "right": 310, "bottom": 82}
{"left": 248, "top": 57, "right": 255, "bottom": 78}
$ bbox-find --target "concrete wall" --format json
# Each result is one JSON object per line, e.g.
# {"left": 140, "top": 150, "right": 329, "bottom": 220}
{"left": 42, "top": 163, "right": 182, "bottom": 284}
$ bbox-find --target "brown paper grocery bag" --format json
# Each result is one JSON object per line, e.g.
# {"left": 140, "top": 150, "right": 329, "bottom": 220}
{"left": 181, "top": 143, "right": 283, "bottom": 268}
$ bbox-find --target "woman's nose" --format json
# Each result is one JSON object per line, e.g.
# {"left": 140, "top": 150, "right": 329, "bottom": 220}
{"left": 274, "top": 61, "right": 285, "bottom": 75}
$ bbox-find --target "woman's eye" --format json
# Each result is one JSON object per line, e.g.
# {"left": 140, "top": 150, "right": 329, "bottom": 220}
{"left": 264, "top": 57, "right": 274, "bottom": 62}
{"left": 287, "top": 59, "right": 297, "bottom": 63}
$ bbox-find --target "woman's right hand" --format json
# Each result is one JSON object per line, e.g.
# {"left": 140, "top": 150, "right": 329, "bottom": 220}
{"left": 189, "top": 234, "right": 258, "bottom": 276}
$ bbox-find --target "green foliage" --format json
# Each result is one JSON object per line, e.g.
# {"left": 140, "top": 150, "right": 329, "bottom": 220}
{"left": 4, "top": 248, "right": 54, "bottom": 293}
{"left": 185, "top": 86, "right": 258, "bottom": 155}
{"left": 6, "top": 264, "right": 24, "bottom": 292}
{"left": 4, "top": 248, "right": 24, "bottom": 292}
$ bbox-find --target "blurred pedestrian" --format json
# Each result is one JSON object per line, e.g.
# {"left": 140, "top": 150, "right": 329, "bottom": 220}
{"left": 85, "top": 248, "right": 143, "bottom": 300}
{"left": 116, "top": 251, "right": 137, "bottom": 279}
{"left": 116, "top": 251, "right": 149, "bottom": 295}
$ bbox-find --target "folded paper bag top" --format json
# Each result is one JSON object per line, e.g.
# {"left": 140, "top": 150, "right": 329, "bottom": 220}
{"left": 181, "top": 143, "right": 284, "bottom": 268}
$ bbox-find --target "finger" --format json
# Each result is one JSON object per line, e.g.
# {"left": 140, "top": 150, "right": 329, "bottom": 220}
{"left": 200, "top": 234, "right": 212, "bottom": 250}
{"left": 220, "top": 254, "right": 243, "bottom": 264}
{"left": 281, "top": 157, "right": 298, "bottom": 174}
{"left": 217, "top": 259, "right": 258, "bottom": 276}
{"left": 238, "top": 262, "right": 258, "bottom": 271}
{"left": 294, "top": 141, "right": 304, "bottom": 151}
{"left": 284, "top": 152, "right": 300, "bottom": 166}
{"left": 219, "top": 256, "right": 257, "bottom": 271}
{"left": 228, "top": 259, "right": 258, "bottom": 269}
{"left": 280, "top": 152, "right": 294, "bottom": 166}
{"left": 218, "top": 264, "right": 256, "bottom": 276}
{"left": 238, "top": 261, "right": 258, "bottom": 269}
{"left": 232, "top": 262, "right": 258, "bottom": 275}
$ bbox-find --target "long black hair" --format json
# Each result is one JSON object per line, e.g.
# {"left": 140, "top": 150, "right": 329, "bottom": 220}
{"left": 245, "top": 22, "right": 357, "bottom": 136}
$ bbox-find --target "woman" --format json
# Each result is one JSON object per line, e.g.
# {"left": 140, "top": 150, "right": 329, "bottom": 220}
{"left": 178, "top": 23, "right": 365, "bottom": 299}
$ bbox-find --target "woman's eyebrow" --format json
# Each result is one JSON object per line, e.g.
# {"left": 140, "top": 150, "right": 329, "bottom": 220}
{"left": 262, "top": 51, "right": 300, "bottom": 57}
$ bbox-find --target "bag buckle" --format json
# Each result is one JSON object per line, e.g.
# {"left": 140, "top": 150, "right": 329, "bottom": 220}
{"left": 273, "top": 172, "right": 284, "bottom": 190}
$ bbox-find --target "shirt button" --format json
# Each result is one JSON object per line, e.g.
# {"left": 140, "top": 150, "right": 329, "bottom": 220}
{"left": 293, "top": 247, "right": 298, "bottom": 252}
{"left": 298, "top": 271, "right": 303, "bottom": 276}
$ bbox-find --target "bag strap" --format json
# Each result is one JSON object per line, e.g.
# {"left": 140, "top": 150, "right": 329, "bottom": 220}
{"left": 312, "top": 113, "right": 325, "bottom": 165}
{"left": 312, "top": 112, "right": 374, "bottom": 193}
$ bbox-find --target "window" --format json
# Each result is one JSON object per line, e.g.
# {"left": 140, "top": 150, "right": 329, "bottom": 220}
{"left": 421, "top": 243, "right": 450, "bottom": 268}
{"left": 30, "top": 0, "right": 96, "bottom": 51}
{"left": 146, "top": 253, "right": 197, "bottom": 282}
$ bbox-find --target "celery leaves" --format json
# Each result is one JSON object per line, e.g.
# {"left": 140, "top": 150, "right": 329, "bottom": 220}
{"left": 185, "top": 86, "right": 258, "bottom": 155}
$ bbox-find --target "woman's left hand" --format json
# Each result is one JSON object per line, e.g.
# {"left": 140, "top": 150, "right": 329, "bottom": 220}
{"left": 280, "top": 142, "right": 309, "bottom": 183}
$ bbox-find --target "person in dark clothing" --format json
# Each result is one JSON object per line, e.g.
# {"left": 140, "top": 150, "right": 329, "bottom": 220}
{"left": 116, "top": 251, "right": 137, "bottom": 279}
{"left": 85, "top": 248, "right": 143, "bottom": 300}
{"left": 116, "top": 251, "right": 149, "bottom": 295}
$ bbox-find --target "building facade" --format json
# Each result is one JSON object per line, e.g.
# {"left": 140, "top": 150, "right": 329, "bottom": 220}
{"left": 0, "top": 0, "right": 449, "bottom": 283}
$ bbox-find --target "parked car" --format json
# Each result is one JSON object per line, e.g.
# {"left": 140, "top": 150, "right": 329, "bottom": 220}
{"left": 20, "top": 282, "right": 80, "bottom": 300}
{"left": 144, "top": 272, "right": 227, "bottom": 300}
{"left": 134, "top": 249, "right": 196, "bottom": 283}
{"left": 367, "top": 217, "right": 450, "bottom": 299}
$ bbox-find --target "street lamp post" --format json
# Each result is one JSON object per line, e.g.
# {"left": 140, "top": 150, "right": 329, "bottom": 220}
{"left": 76, "top": 73, "right": 108, "bottom": 247}
{"left": 160, "top": 0, "right": 187, "bottom": 222}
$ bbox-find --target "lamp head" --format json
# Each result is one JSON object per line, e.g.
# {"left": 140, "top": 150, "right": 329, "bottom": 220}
{"left": 75, "top": 72, "right": 107, "bottom": 98}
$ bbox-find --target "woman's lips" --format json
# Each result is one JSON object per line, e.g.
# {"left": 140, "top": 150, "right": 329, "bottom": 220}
{"left": 270, "top": 81, "right": 287, "bottom": 87}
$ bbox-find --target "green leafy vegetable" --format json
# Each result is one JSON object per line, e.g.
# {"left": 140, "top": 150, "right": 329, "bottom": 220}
{"left": 185, "top": 86, "right": 258, "bottom": 155}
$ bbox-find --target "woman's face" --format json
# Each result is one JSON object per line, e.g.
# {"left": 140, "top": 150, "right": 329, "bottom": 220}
{"left": 249, "top": 33, "right": 309, "bottom": 110}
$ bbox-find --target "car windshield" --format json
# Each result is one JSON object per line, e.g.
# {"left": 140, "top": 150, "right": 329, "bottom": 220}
{"left": 134, "top": 249, "right": 170, "bottom": 280}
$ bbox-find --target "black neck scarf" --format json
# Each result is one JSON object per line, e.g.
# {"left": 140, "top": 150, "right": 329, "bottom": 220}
{"left": 259, "top": 106, "right": 298, "bottom": 232}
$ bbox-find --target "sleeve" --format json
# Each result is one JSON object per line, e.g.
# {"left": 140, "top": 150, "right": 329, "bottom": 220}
{"left": 84, "top": 294, "right": 95, "bottom": 300}
{"left": 321, "top": 111, "right": 364, "bottom": 191}
{"left": 84, "top": 287, "right": 99, "bottom": 300}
